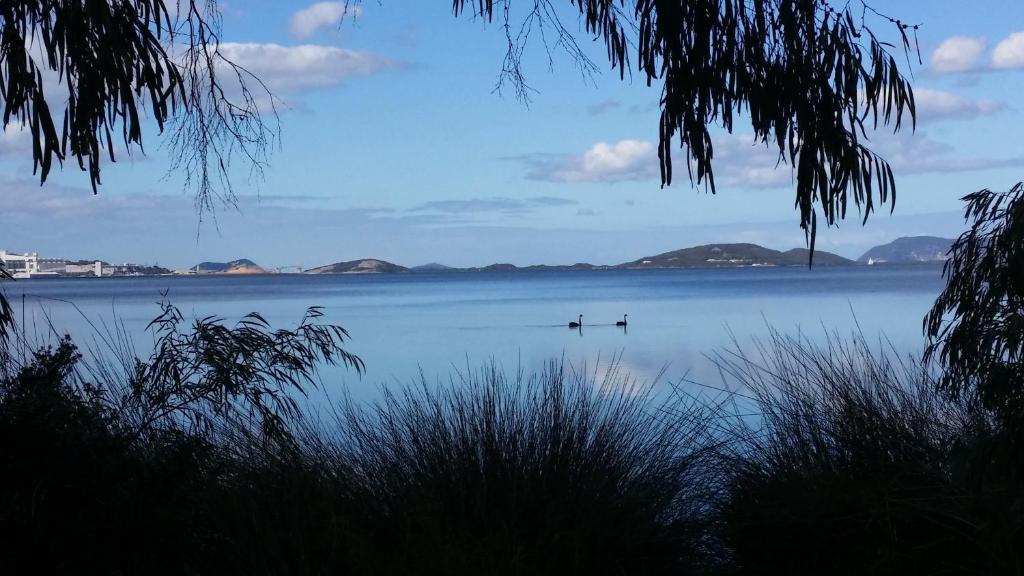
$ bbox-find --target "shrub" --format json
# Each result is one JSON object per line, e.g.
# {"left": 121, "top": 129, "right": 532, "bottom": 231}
{"left": 312, "top": 360, "right": 725, "bottom": 575}
{"left": 0, "top": 312, "right": 723, "bottom": 575}
{"left": 712, "top": 329, "right": 1022, "bottom": 575}
{"left": 0, "top": 338, "right": 219, "bottom": 574}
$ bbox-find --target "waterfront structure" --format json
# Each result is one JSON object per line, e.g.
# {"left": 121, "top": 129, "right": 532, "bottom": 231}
{"left": 64, "top": 262, "right": 105, "bottom": 277}
{"left": 0, "top": 251, "right": 40, "bottom": 278}
{"left": 2, "top": 249, "right": 179, "bottom": 278}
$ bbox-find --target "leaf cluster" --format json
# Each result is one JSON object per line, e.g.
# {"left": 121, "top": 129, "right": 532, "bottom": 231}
{"left": 124, "top": 298, "right": 363, "bottom": 440}
{"left": 925, "top": 183, "right": 1024, "bottom": 421}
{"left": 0, "top": 0, "right": 274, "bottom": 210}
{"left": 454, "top": 0, "right": 917, "bottom": 252}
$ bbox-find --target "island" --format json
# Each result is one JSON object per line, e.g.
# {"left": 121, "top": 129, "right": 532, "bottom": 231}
{"left": 4, "top": 237, "right": 952, "bottom": 278}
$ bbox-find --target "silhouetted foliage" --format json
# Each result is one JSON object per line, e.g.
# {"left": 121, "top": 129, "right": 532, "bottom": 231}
{"left": 0, "top": 0, "right": 273, "bottom": 207}
{"left": 0, "top": 266, "right": 11, "bottom": 349}
{"left": 3, "top": 0, "right": 915, "bottom": 251}
{"left": 0, "top": 337, "right": 218, "bottom": 575}
{"left": 452, "top": 0, "right": 917, "bottom": 253}
{"left": 0, "top": 325, "right": 726, "bottom": 574}
{"left": 710, "top": 329, "right": 1022, "bottom": 574}
{"left": 330, "top": 361, "right": 725, "bottom": 574}
{"left": 6, "top": 310, "right": 1024, "bottom": 573}
{"left": 925, "top": 183, "right": 1024, "bottom": 422}
{"left": 121, "top": 299, "right": 364, "bottom": 441}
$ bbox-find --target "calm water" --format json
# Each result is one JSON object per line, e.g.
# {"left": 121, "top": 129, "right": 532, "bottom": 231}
{"left": 5, "top": 266, "right": 943, "bottom": 399}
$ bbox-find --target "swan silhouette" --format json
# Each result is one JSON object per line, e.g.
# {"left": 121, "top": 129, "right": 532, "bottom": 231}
{"left": 568, "top": 314, "right": 582, "bottom": 328}
{"left": 616, "top": 314, "right": 628, "bottom": 327}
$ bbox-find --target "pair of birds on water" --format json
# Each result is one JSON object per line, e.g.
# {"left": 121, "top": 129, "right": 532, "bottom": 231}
{"left": 568, "top": 314, "right": 628, "bottom": 328}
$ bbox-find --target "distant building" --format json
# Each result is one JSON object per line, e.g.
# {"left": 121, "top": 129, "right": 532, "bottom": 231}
{"left": 2, "top": 249, "right": 168, "bottom": 278}
{"left": 38, "top": 258, "right": 69, "bottom": 274}
{"left": 64, "top": 262, "right": 104, "bottom": 277}
{"left": 1, "top": 251, "right": 40, "bottom": 278}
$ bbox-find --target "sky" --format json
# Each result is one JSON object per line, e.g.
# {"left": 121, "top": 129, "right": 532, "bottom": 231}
{"left": 4, "top": 0, "right": 1024, "bottom": 269}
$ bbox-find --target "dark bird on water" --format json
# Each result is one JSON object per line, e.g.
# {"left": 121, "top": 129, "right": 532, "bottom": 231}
{"left": 616, "top": 314, "right": 628, "bottom": 327}
{"left": 569, "top": 314, "right": 582, "bottom": 328}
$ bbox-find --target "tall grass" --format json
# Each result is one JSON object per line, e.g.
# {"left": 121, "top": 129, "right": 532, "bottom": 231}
{"left": 3, "top": 308, "right": 1023, "bottom": 574}
{"left": 320, "top": 361, "right": 725, "bottom": 574}
{"left": 0, "top": 315, "right": 724, "bottom": 574}
{"left": 709, "top": 328, "right": 1021, "bottom": 574}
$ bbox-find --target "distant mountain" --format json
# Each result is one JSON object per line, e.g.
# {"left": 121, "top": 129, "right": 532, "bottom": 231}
{"left": 618, "top": 243, "right": 854, "bottom": 269}
{"left": 524, "top": 263, "right": 606, "bottom": 272}
{"left": 304, "top": 243, "right": 861, "bottom": 275}
{"left": 780, "top": 248, "right": 855, "bottom": 266}
{"left": 411, "top": 263, "right": 453, "bottom": 272}
{"left": 858, "top": 236, "right": 953, "bottom": 264}
{"left": 305, "top": 258, "right": 408, "bottom": 274}
{"left": 479, "top": 263, "right": 518, "bottom": 272}
{"left": 192, "top": 259, "right": 265, "bottom": 274}
{"left": 458, "top": 262, "right": 607, "bottom": 272}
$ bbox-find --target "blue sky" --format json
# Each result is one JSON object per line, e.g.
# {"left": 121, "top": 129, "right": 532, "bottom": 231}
{"left": 4, "top": 0, "right": 1024, "bottom": 268}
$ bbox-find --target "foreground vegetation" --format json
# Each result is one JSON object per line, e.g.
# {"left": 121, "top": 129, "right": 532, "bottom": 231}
{"left": 3, "top": 184, "right": 1023, "bottom": 574}
{"left": 1, "top": 313, "right": 1022, "bottom": 574}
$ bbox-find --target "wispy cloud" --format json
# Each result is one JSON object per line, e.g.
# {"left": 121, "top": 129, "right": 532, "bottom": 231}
{"left": 914, "top": 88, "right": 1005, "bottom": 121}
{"left": 712, "top": 130, "right": 1024, "bottom": 185}
{"left": 0, "top": 127, "right": 29, "bottom": 158}
{"left": 0, "top": 175, "right": 970, "bottom": 268}
{"left": 219, "top": 43, "right": 396, "bottom": 96}
{"left": 628, "top": 101, "right": 659, "bottom": 114}
{"left": 518, "top": 124, "right": 1024, "bottom": 190}
{"left": 289, "top": 2, "right": 362, "bottom": 40}
{"left": 705, "top": 134, "right": 792, "bottom": 188}
{"left": 875, "top": 132, "right": 1024, "bottom": 175}
{"left": 411, "top": 196, "right": 578, "bottom": 214}
{"left": 587, "top": 100, "right": 622, "bottom": 115}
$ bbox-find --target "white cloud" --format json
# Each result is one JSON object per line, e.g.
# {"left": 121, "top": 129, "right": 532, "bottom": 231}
{"left": 289, "top": 2, "right": 362, "bottom": 40}
{"left": 521, "top": 136, "right": 792, "bottom": 187}
{"left": 219, "top": 43, "right": 395, "bottom": 95}
{"left": 525, "top": 140, "right": 658, "bottom": 183}
{"left": 0, "top": 128, "right": 30, "bottom": 158}
{"left": 707, "top": 135, "right": 791, "bottom": 188}
{"left": 913, "top": 88, "right": 1004, "bottom": 121}
{"left": 992, "top": 31, "right": 1024, "bottom": 69}
{"left": 930, "top": 36, "right": 986, "bottom": 73}
{"left": 520, "top": 125, "right": 1024, "bottom": 189}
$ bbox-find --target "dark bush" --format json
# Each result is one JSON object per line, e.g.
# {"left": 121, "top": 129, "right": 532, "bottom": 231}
{"left": 712, "top": 330, "right": 1023, "bottom": 575}
{"left": 0, "top": 319, "right": 722, "bottom": 574}
{"left": 0, "top": 338, "right": 218, "bottom": 574}
{"left": 325, "top": 362, "right": 724, "bottom": 575}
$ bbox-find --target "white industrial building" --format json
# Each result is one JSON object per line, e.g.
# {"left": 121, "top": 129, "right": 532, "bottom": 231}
{"left": 0, "top": 251, "right": 41, "bottom": 278}
{"left": 1, "top": 250, "right": 101, "bottom": 278}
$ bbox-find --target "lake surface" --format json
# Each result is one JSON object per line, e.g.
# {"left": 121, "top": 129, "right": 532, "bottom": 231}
{"left": 4, "top": 266, "right": 944, "bottom": 399}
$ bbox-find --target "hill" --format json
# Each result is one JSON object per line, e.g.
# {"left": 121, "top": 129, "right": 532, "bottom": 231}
{"left": 305, "top": 243, "right": 858, "bottom": 275}
{"left": 411, "top": 263, "right": 453, "bottom": 272}
{"left": 858, "top": 236, "right": 953, "bottom": 264}
{"left": 781, "top": 248, "right": 855, "bottom": 266}
{"left": 523, "top": 263, "right": 607, "bottom": 272}
{"left": 192, "top": 259, "right": 265, "bottom": 274}
{"left": 618, "top": 243, "right": 853, "bottom": 269}
{"left": 305, "top": 258, "right": 408, "bottom": 274}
